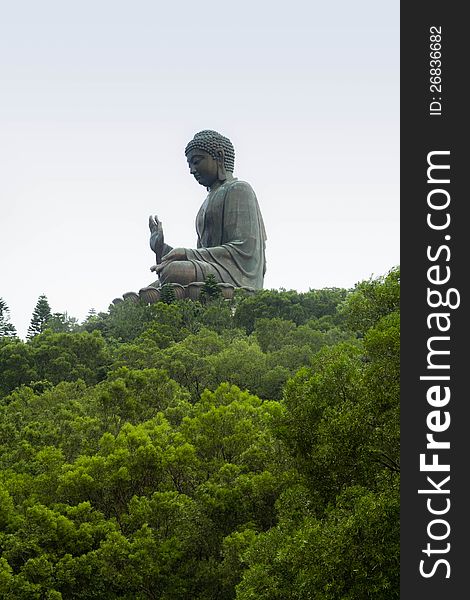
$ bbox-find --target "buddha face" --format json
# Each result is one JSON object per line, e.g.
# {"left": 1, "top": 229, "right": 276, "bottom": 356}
{"left": 186, "top": 148, "right": 219, "bottom": 188}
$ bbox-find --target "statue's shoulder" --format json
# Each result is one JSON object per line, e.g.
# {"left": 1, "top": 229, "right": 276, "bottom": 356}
{"left": 224, "top": 178, "right": 256, "bottom": 197}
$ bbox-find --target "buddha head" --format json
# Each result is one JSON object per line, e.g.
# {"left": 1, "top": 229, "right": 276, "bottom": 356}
{"left": 185, "top": 130, "right": 235, "bottom": 189}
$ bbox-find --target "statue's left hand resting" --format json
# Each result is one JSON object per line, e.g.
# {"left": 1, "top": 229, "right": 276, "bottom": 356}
{"left": 151, "top": 247, "right": 187, "bottom": 274}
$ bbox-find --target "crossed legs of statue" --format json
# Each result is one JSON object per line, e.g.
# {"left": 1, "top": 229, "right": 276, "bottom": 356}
{"left": 152, "top": 260, "right": 224, "bottom": 287}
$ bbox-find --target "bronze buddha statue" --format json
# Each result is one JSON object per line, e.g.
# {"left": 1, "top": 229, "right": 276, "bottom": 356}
{"left": 147, "top": 130, "right": 267, "bottom": 291}
{"left": 115, "top": 130, "right": 267, "bottom": 305}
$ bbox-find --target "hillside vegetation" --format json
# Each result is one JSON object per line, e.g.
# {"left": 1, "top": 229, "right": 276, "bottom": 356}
{"left": 0, "top": 268, "right": 399, "bottom": 599}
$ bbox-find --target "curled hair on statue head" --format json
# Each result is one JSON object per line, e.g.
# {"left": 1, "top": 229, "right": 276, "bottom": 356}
{"left": 185, "top": 130, "right": 235, "bottom": 173}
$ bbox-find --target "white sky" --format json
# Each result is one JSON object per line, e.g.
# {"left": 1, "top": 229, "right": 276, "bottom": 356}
{"left": 0, "top": 1, "right": 399, "bottom": 339}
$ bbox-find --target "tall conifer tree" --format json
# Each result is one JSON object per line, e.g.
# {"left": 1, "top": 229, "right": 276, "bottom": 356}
{"left": 0, "top": 298, "right": 17, "bottom": 337}
{"left": 160, "top": 284, "right": 176, "bottom": 304}
{"left": 200, "top": 274, "right": 222, "bottom": 303}
{"left": 27, "top": 294, "right": 52, "bottom": 339}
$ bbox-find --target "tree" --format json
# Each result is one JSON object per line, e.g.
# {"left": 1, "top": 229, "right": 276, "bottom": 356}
{"left": 46, "top": 312, "right": 79, "bottom": 334}
{"left": 254, "top": 318, "right": 296, "bottom": 352}
{"left": 199, "top": 274, "right": 222, "bottom": 304}
{"left": 83, "top": 300, "right": 161, "bottom": 343}
{"left": 160, "top": 284, "right": 177, "bottom": 304}
{"left": 339, "top": 266, "right": 400, "bottom": 335}
{"left": 236, "top": 486, "right": 399, "bottom": 600}
{"left": 233, "top": 288, "right": 349, "bottom": 334}
{"left": 0, "top": 298, "right": 17, "bottom": 338}
{"left": 0, "top": 269, "right": 400, "bottom": 599}
{"left": 27, "top": 295, "right": 52, "bottom": 339}
{"left": 207, "top": 340, "right": 268, "bottom": 397}
{"left": 28, "top": 330, "right": 110, "bottom": 386}
{"left": 0, "top": 339, "right": 36, "bottom": 396}
{"left": 237, "top": 271, "right": 401, "bottom": 600}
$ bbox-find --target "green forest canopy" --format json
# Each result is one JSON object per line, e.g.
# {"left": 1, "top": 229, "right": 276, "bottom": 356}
{"left": 0, "top": 267, "right": 399, "bottom": 599}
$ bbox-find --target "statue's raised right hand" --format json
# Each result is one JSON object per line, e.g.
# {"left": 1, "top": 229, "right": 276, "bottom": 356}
{"left": 149, "top": 214, "right": 163, "bottom": 235}
{"left": 149, "top": 214, "right": 165, "bottom": 262}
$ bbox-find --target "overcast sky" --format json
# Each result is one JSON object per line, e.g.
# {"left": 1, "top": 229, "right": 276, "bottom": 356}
{"left": 0, "top": 1, "right": 399, "bottom": 339}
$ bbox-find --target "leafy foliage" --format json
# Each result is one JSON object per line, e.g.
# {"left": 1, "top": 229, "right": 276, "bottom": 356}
{"left": 234, "top": 287, "right": 348, "bottom": 333}
{"left": 0, "top": 272, "right": 399, "bottom": 598}
{"left": 339, "top": 266, "right": 400, "bottom": 335}
{"left": 47, "top": 312, "right": 80, "bottom": 334}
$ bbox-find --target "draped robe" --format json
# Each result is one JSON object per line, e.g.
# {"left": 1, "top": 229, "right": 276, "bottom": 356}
{"left": 153, "top": 178, "right": 267, "bottom": 289}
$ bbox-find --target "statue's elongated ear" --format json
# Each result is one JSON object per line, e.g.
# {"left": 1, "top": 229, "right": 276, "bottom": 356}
{"left": 216, "top": 148, "right": 227, "bottom": 181}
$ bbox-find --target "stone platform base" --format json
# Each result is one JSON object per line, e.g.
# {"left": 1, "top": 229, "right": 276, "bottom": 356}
{"left": 112, "top": 282, "right": 256, "bottom": 305}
